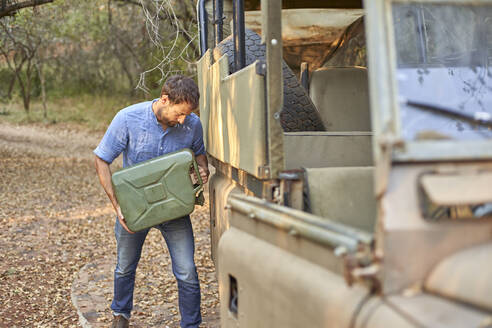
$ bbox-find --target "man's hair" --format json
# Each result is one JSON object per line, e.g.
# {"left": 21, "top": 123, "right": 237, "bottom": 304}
{"left": 161, "top": 75, "right": 200, "bottom": 110}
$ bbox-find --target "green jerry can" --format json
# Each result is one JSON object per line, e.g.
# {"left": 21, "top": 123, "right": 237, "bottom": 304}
{"left": 111, "top": 148, "right": 203, "bottom": 232}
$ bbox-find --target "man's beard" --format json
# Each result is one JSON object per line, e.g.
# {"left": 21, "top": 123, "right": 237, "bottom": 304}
{"left": 157, "top": 108, "right": 176, "bottom": 126}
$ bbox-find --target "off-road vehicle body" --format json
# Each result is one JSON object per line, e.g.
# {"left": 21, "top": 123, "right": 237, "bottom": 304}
{"left": 196, "top": 0, "right": 492, "bottom": 326}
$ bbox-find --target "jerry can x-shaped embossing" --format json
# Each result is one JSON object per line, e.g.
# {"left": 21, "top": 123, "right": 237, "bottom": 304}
{"left": 111, "top": 149, "right": 203, "bottom": 232}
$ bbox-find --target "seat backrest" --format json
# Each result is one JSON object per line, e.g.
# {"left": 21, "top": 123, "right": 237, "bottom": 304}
{"left": 284, "top": 131, "right": 373, "bottom": 169}
{"left": 305, "top": 166, "right": 376, "bottom": 233}
{"left": 309, "top": 67, "right": 371, "bottom": 132}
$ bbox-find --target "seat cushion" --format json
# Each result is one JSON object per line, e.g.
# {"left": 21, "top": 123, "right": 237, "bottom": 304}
{"left": 305, "top": 166, "right": 376, "bottom": 233}
{"left": 309, "top": 67, "right": 371, "bottom": 132}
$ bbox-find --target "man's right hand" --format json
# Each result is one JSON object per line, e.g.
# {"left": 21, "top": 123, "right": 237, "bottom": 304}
{"left": 116, "top": 205, "right": 134, "bottom": 234}
{"left": 94, "top": 155, "right": 135, "bottom": 234}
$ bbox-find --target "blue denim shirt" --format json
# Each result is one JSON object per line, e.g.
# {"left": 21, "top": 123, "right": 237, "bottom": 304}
{"left": 94, "top": 99, "right": 205, "bottom": 167}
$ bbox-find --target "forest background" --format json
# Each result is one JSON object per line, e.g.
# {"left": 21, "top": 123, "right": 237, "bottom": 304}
{"left": 0, "top": 0, "right": 200, "bottom": 130}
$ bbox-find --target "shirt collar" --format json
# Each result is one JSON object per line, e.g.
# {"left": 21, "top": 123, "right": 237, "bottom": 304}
{"left": 150, "top": 98, "right": 161, "bottom": 126}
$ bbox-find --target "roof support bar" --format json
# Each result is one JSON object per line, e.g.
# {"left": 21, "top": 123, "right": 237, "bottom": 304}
{"left": 213, "top": 0, "right": 224, "bottom": 46}
{"left": 232, "top": 0, "right": 246, "bottom": 71}
{"left": 198, "top": 0, "right": 208, "bottom": 56}
{"left": 261, "top": 0, "right": 284, "bottom": 178}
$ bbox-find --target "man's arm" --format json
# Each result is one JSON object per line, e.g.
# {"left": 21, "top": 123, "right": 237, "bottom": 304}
{"left": 195, "top": 154, "right": 209, "bottom": 184}
{"left": 94, "top": 155, "right": 134, "bottom": 234}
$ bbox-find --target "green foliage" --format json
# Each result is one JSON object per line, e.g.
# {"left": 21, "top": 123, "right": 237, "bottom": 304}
{"left": 0, "top": 94, "right": 145, "bottom": 130}
{"left": 0, "top": 68, "right": 15, "bottom": 98}
{"left": 0, "top": 0, "right": 200, "bottom": 120}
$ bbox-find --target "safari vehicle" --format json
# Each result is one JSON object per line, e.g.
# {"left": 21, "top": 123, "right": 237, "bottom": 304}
{"left": 196, "top": 0, "right": 492, "bottom": 326}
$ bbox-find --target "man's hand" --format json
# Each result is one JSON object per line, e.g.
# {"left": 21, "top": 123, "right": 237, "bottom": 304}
{"left": 198, "top": 165, "right": 209, "bottom": 184}
{"left": 116, "top": 205, "right": 134, "bottom": 234}
{"left": 191, "top": 165, "right": 209, "bottom": 185}
{"left": 194, "top": 154, "right": 209, "bottom": 185}
{"left": 94, "top": 155, "right": 134, "bottom": 234}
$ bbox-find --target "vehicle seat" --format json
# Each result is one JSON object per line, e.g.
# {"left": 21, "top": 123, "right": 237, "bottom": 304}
{"left": 309, "top": 67, "right": 371, "bottom": 132}
{"left": 304, "top": 166, "right": 376, "bottom": 233}
{"left": 283, "top": 131, "right": 373, "bottom": 169}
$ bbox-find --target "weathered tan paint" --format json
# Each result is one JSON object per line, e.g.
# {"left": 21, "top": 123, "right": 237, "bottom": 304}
{"left": 208, "top": 172, "right": 241, "bottom": 267}
{"left": 228, "top": 194, "right": 372, "bottom": 251}
{"left": 425, "top": 242, "right": 492, "bottom": 313}
{"left": 245, "top": 8, "right": 364, "bottom": 71}
{"left": 355, "top": 294, "right": 490, "bottom": 328}
{"left": 384, "top": 294, "right": 490, "bottom": 327}
{"left": 246, "top": 9, "right": 363, "bottom": 46}
{"left": 379, "top": 163, "right": 492, "bottom": 294}
{"left": 198, "top": 0, "right": 492, "bottom": 326}
{"left": 197, "top": 50, "right": 268, "bottom": 178}
{"left": 218, "top": 227, "right": 368, "bottom": 327}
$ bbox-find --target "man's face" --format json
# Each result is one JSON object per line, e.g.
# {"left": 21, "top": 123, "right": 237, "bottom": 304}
{"left": 158, "top": 96, "right": 193, "bottom": 127}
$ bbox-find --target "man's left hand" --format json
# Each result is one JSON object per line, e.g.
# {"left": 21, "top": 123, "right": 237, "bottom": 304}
{"left": 198, "top": 165, "right": 209, "bottom": 184}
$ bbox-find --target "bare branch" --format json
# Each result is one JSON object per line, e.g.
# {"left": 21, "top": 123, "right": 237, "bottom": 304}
{"left": 0, "top": 0, "right": 53, "bottom": 19}
{"left": 129, "top": 0, "right": 200, "bottom": 93}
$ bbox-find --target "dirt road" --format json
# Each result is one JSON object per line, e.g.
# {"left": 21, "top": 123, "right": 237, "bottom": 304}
{"left": 0, "top": 122, "right": 219, "bottom": 327}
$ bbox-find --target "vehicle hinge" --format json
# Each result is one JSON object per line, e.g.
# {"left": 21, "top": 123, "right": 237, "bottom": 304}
{"left": 335, "top": 246, "right": 381, "bottom": 293}
{"left": 279, "top": 170, "right": 304, "bottom": 210}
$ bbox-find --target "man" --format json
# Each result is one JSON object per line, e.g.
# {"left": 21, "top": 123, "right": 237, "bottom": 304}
{"left": 94, "top": 75, "right": 209, "bottom": 328}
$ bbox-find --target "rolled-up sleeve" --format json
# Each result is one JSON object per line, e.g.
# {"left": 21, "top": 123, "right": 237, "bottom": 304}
{"left": 94, "top": 110, "right": 128, "bottom": 164}
{"left": 191, "top": 120, "right": 206, "bottom": 156}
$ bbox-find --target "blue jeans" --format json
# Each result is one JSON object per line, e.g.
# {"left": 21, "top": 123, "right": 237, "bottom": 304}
{"left": 111, "top": 216, "right": 201, "bottom": 328}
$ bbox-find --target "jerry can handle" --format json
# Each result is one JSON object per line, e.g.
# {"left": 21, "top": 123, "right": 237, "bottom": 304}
{"left": 192, "top": 158, "right": 203, "bottom": 194}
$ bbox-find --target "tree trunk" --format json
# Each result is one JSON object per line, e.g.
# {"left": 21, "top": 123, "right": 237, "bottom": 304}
{"left": 108, "top": 0, "right": 136, "bottom": 95}
{"left": 13, "top": 63, "right": 28, "bottom": 112}
{"left": 20, "top": 59, "right": 33, "bottom": 113}
{"left": 7, "top": 75, "right": 16, "bottom": 100}
{"left": 35, "top": 59, "right": 47, "bottom": 118}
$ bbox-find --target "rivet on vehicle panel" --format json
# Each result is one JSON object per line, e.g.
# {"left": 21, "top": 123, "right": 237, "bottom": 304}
{"left": 273, "top": 112, "right": 280, "bottom": 120}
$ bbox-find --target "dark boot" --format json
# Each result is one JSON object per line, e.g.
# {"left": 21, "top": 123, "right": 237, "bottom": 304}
{"left": 111, "top": 315, "right": 129, "bottom": 328}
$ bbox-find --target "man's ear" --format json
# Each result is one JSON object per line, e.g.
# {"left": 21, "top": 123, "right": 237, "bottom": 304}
{"left": 160, "top": 94, "right": 169, "bottom": 104}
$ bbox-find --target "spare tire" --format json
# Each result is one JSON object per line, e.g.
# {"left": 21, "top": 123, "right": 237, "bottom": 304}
{"left": 213, "top": 29, "right": 326, "bottom": 132}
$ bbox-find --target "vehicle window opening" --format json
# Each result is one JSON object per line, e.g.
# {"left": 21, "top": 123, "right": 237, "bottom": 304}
{"left": 418, "top": 172, "right": 492, "bottom": 221}
{"left": 229, "top": 274, "right": 239, "bottom": 315}
{"left": 392, "top": 3, "right": 492, "bottom": 141}
{"left": 420, "top": 195, "right": 492, "bottom": 221}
